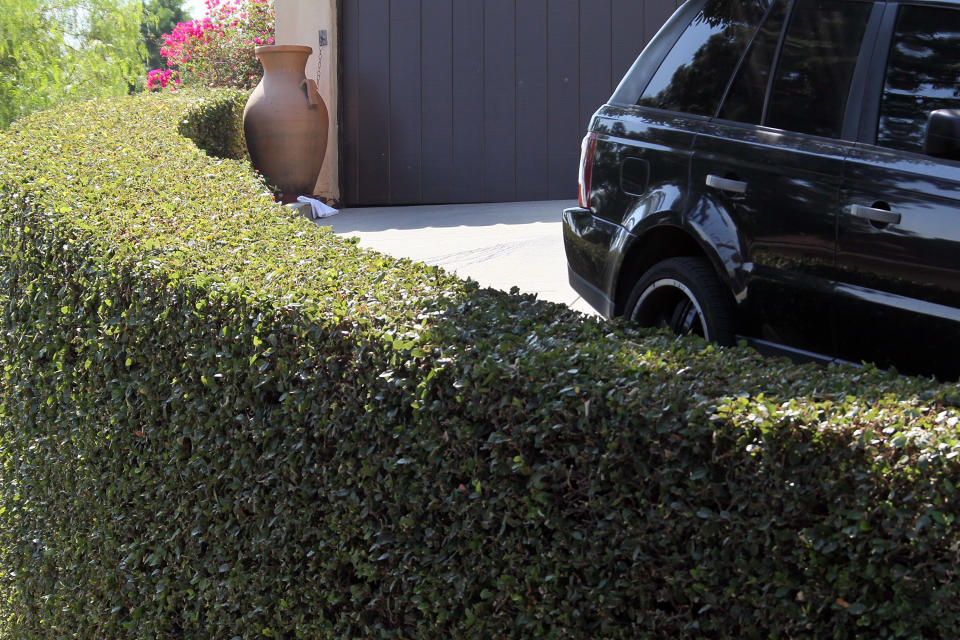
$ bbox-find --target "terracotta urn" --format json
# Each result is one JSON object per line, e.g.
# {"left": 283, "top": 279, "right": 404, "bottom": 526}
{"left": 243, "top": 45, "right": 329, "bottom": 202}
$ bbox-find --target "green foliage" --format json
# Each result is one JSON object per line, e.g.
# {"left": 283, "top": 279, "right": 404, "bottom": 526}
{"left": 141, "top": 0, "right": 188, "bottom": 71}
{"left": 176, "top": 87, "right": 249, "bottom": 160}
{"left": 0, "top": 0, "right": 144, "bottom": 128}
{"left": 0, "top": 91, "right": 959, "bottom": 638}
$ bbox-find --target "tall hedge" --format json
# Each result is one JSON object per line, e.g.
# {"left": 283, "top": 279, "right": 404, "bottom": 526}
{"left": 0, "top": 91, "right": 959, "bottom": 639}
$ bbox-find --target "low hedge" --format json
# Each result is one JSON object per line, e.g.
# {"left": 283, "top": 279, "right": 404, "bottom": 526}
{"left": 0, "top": 91, "right": 959, "bottom": 639}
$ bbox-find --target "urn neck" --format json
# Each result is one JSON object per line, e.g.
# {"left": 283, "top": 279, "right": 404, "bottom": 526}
{"left": 255, "top": 45, "right": 312, "bottom": 75}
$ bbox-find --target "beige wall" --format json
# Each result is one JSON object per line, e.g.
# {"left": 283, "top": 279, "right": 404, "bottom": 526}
{"left": 275, "top": 0, "right": 339, "bottom": 202}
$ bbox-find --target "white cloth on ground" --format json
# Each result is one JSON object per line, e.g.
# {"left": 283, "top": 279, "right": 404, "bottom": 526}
{"left": 297, "top": 195, "right": 340, "bottom": 219}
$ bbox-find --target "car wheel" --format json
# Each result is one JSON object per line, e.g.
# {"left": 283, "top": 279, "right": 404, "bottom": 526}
{"left": 625, "top": 257, "right": 734, "bottom": 345}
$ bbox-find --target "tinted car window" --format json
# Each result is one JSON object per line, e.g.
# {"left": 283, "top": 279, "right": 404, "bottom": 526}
{"left": 765, "top": 0, "right": 871, "bottom": 138}
{"left": 877, "top": 6, "right": 960, "bottom": 154}
{"left": 638, "top": 0, "right": 771, "bottom": 116}
{"left": 717, "top": 0, "right": 788, "bottom": 124}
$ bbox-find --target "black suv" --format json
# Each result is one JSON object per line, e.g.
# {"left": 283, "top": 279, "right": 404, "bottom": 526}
{"left": 563, "top": 0, "right": 960, "bottom": 378}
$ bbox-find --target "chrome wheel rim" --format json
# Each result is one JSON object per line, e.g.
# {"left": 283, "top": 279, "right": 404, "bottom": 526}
{"left": 632, "top": 278, "right": 709, "bottom": 340}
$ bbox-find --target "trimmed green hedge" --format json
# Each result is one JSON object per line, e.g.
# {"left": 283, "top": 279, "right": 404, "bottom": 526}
{"left": 176, "top": 88, "right": 250, "bottom": 161}
{"left": 0, "top": 91, "right": 959, "bottom": 639}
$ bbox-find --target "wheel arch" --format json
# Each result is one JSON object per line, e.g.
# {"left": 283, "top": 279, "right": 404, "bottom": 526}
{"left": 612, "top": 223, "right": 737, "bottom": 318}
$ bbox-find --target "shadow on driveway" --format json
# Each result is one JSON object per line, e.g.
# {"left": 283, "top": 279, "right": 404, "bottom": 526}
{"left": 327, "top": 200, "right": 570, "bottom": 233}
{"left": 318, "top": 200, "right": 595, "bottom": 315}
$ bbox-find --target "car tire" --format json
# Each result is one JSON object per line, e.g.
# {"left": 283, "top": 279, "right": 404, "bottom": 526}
{"left": 625, "top": 257, "right": 734, "bottom": 345}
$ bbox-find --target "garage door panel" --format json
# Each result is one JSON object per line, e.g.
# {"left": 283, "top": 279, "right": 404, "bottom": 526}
{"left": 420, "top": 0, "right": 454, "bottom": 203}
{"left": 515, "top": 0, "right": 548, "bottom": 202}
{"left": 342, "top": 0, "right": 361, "bottom": 204}
{"left": 341, "top": 0, "right": 676, "bottom": 205}
{"left": 389, "top": 0, "right": 422, "bottom": 204}
{"left": 580, "top": 0, "right": 613, "bottom": 132}
{"left": 547, "top": 0, "right": 580, "bottom": 200}
{"left": 483, "top": 0, "right": 517, "bottom": 202}
{"left": 644, "top": 0, "right": 679, "bottom": 44}
{"left": 452, "top": 0, "right": 484, "bottom": 203}
{"left": 356, "top": 0, "right": 390, "bottom": 204}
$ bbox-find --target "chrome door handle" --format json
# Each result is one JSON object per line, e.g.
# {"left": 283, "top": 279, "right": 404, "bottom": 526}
{"left": 706, "top": 174, "right": 748, "bottom": 194}
{"left": 849, "top": 204, "right": 901, "bottom": 225}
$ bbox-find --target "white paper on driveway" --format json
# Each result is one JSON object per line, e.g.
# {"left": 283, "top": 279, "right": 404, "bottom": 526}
{"left": 297, "top": 195, "right": 340, "bottom": 219}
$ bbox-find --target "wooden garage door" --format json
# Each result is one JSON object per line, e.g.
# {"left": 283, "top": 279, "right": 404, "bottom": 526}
{"left": 341, "top": 0, "right": 681, "bottom": 205}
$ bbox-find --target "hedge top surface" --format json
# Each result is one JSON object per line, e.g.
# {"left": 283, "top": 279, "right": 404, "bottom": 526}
{"left": 0, "top": 91, "right": 464, "bottom": 322}
{"left": 2, "top": 91, "right": 960, "bottom": 423}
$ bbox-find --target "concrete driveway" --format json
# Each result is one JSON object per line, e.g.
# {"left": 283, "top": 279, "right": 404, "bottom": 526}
{"left": 316, "top": 200, "right": 595, "bottom": 315}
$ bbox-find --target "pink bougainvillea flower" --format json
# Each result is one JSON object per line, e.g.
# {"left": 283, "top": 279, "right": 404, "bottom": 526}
{"left": 146, "top": 0, "right": 275, "bottom": 90}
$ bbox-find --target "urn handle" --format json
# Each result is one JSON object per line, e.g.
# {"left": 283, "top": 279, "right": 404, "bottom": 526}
{"left": 300, "top": 79, "right": 322, "bottom": 108}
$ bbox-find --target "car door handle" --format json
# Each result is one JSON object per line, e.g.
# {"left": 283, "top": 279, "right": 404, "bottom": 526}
{"left": 849, "top": 204, "right": 901, "bottom": 225}
{"left": 706, "top": 174, "right": 748, "bottom": 194}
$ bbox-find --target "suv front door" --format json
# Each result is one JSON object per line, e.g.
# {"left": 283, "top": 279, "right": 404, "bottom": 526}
{"left": 837, "top": 3, "right": 960, "bottom": 378}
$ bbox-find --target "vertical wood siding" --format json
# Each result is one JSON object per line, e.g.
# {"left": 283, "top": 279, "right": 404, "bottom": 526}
{"left": 341, "top": 0, "right": 682, "bottom": 205}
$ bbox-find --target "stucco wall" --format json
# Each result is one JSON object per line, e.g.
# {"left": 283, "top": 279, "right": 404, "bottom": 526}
{"left": 275, "top": 0, "right": 339, "bottom": 202}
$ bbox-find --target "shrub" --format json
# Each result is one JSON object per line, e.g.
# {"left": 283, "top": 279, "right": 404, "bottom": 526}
{"left": 151, "top": 0, "right": 275, "bottom": 90}
{"left": 0, "top": 91, "right": 959, "bottom": 639}
{"left": 146, "top": 68, "right": 181, "bottom": 91}
{"left": 176, "top": 88, "right": 249, "bottom": 160}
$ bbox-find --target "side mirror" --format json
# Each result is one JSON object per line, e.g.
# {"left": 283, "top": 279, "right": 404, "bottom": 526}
{"left": 924, "top": 109, "right": 960, "bottom": 160}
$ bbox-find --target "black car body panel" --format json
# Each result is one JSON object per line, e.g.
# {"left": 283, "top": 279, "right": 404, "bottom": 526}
{"left": 563, "top": 0, "right": 960, "bottom": 378}
{"left": 562, "top": 206, "right": 623, "bottom": 317}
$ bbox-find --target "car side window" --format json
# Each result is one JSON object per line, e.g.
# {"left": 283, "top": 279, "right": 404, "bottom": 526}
{"left": 716, "top": 0, "right": 789, "bottom": 124}
{"left": 876, "top": 6, "right": 960, "bottom": 154}
{"left": 765, "top": 0, "right": 872, "bottom": 139}
{"left": 637, "top": 0, "right": 771, "bottom": 116}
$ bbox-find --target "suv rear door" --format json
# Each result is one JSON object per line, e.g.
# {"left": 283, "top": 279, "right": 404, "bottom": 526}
{"left": 837, "top": 2, "right": 960, "bottom": 378}
{"left": 689, "top": 0, "right": 880, "bottom": 355}
{"left": 581, "top": 0, "right": 775, "bottom": 301}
